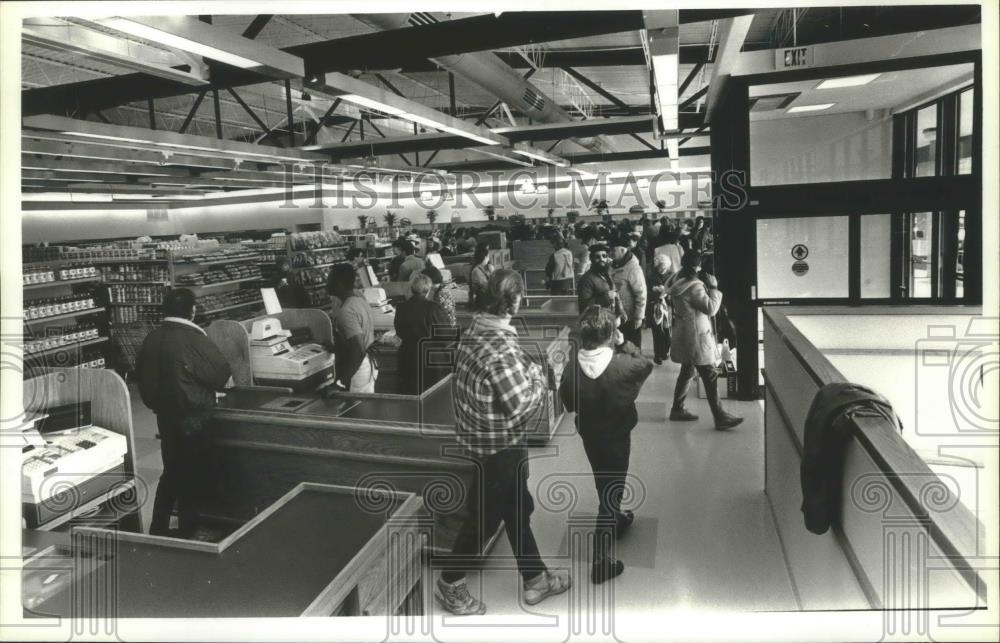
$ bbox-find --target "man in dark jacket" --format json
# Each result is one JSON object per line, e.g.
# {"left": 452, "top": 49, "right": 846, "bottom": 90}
{"left": 393, "top": 273, "right": 451, "bottom": 394}
{"left": 560, "top": 305, "right": 653, "bottom": 584}
{"left": 576, "top": 244, "right": 621, "bottom": 316}
{"left": 136, "top": 288, "right": 232, "bottom": 537}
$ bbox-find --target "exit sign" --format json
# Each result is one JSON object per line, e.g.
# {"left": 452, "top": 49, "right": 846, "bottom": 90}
{"left": 776, "top": 47, "right": 813, "bottom": 69}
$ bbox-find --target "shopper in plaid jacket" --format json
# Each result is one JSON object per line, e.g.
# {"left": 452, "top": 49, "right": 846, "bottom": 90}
{"left": 436, "top": 269, "right": 571, "bottom": 615}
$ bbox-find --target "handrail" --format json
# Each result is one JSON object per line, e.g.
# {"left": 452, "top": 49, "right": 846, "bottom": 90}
{"left": 763, "top": 306, "right": 987, "bottom": 602}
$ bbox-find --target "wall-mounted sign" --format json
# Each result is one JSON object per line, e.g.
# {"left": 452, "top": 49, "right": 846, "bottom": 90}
{"left": 776, "top": 47, "right": 813, "bottom": 70}
{"left": 791, "top": 244, "right": 809, "bottom": 260}
{"left": 792, "top": 260, "right": 810, "bottom": 276}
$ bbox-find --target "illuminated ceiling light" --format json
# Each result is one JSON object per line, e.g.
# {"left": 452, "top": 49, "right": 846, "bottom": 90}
{"left": 101, "top": 18, "right": 262, "bottom": 69}
{"left": 536, "top": 184, "right": 549, "bottom": 194}
{"left": 420, "top": 191, "right": 433, "bottom": 200}
{"left": 815, "top": 73, "right": 881, "bottom": 89}
{"left": 644, "top": 11, "right": 679, "bottom": 132}
{"left": 341, "top": 94, "right": 406, "bottom": 116}
{"left": 787, "top": 103, "right": 836, "bottom": 114}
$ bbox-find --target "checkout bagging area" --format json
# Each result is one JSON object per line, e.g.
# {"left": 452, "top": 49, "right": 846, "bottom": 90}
{"left": 18, "top": 266, "right": 577, "bottom": 617}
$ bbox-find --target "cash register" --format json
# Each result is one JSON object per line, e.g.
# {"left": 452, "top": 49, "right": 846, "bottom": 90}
{"left": 21, "top": 402, "right": 129, "bottom": 528}
{"left": 358, "top": 265, "right": 395, "bottom": 314}
{"left": 250, "top": 318, "right": 335, "bottom": 390}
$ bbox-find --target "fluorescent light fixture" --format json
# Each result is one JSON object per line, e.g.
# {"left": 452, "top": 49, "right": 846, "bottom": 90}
{"left": 102, "top": 18, "right": 261, "bottom": 69}
{"left": 341, "top": 94, "right": 406, "bottom": 116}
{"left": 401, "top": 112, "right": 503, "bottom": 146}
{"left": 815, "top": 74, "right": 880, "bottom": 89}
{"left": 652, "top": 53, "right": 679, "bottom": 130}
{"left": 787, "top": 103, "right": 836, "bottom": 114}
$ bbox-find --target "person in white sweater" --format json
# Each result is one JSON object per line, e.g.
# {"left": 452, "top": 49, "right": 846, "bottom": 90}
{"left": 610, "top": 245, "right": 647, "bottom": 349}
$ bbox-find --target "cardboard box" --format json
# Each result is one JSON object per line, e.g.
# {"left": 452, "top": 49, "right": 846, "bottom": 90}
{"left": 696, "top": 360, "right": 738, "bottom": 399}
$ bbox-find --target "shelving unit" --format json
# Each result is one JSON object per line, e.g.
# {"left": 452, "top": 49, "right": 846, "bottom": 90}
{"left": 22, "top": 268, "right": 108, "bottom": 376}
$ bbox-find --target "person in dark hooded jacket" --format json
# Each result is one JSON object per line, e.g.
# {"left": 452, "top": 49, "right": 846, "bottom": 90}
{"left": 560, "top": 305, "right": 653, "bottom": 585}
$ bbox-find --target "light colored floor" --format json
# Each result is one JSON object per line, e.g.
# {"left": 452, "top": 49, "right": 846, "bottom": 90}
{"left": 127, "top": 331, "right": 797, "bottom": 616}
{"left": 457, "top": 358, "right": 797, "bottom": 618}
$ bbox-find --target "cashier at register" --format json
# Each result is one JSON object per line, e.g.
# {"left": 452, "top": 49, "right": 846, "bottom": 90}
{"left": 326, "top": 263, "right": 378, "bottom": 393}
{"left": 136, "top": 288, "right": 233, "bottom": 538}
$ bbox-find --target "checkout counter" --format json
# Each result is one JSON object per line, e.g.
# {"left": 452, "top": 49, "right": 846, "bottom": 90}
{"left": 201, "top": 326, "right": 573, "bottom": 554}
{"left": 19, "top": 368, "right": 428, "bottom": 618}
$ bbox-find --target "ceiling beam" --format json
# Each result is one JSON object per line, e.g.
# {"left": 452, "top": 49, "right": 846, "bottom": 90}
{"left": 705, "top": 15, "right": 756, "bottom": 122}
{"left": 491, "top": 115, "right": 656, "bottom": 142}
{"left": 241, "top": 15, "right": 273, "bottom": 40}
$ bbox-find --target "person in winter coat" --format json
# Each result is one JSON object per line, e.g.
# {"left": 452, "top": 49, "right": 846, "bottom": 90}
{"left": 394, "top": 273, "right": 451, "bottom": 395}
{"left": 611, "top": 245, "right": 647, "bottom": 349}
{"left": 667, "top": 250, "right": 743, "bottom": 431}
{"left": 545, "top": 236, "right": 575, "bottom": 295}
{"left": 654, "top": 228, "right": 684, "bottom": 276}
{"left": 646, "top": 253, "right": 674, "bottom": 364}
{"left": 560, "top": 304, "right": 653, "bottom": 584}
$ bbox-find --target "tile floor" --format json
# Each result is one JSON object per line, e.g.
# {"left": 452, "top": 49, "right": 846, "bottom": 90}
{"left": 127, "top": 332, "right": 797, "bottom": 617}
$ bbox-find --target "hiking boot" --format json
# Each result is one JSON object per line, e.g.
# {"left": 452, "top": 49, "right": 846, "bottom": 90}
{"left": 435, "top": 577, "right": 486, "bottom": 615}
{"left": 669, "top": 407, "right": 699, "bottom": 421}
{"left": 714, "top": 413, "right": 744, "bottom": 431}
{"left": 523, "top": 570, "right": 571, "bottom": 605}
{"left": 591, "top": 559, "right": 625, "bottom": 585}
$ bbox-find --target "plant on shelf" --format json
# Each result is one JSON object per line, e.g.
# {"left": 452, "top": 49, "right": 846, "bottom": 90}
{"left": 426, "top": 210, "right": 438, "bottom": 229}
{"left": 484, "top": 205, "right": 496, "bottom": 222}
{"left": 357, "top": 214, "right": 369, "bottom": 231}
{"left": 655, "top": 200, "right": 667, "bottom": 214}
{"left": 383, "top": 211, "right": 397, "bottom": 236}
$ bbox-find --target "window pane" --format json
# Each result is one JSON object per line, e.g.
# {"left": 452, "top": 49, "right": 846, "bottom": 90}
{"left": 860, "top": 214, "right": 891, "bottom": 298}
{"left": 756, "top": 216, "right": 850, "bottom": 298}
{"left": 914, "top": 104, "right": 938, "bottom": 177}
{"left": 956, "top": 210, "right": 965, "bottom": 298}
{"left": 958, "top": 89, "right": 973, "bottom": 175}
{"left": 909, "top": 212, "right": 933, "bottom": 297}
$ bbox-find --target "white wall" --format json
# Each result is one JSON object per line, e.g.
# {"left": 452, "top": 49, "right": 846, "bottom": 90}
{"left": 22, "top": 168, "right": 714, "bottom": 243}
{"left": 750, "top": 111, "right": 892, "bottom": 186}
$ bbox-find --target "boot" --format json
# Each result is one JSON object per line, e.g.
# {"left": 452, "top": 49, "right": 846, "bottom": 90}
{"left": 714, "top": 412, "right": 744, "bottom": 431}
{"left": 669, "top": 407, "right": 699, "bottom": 421}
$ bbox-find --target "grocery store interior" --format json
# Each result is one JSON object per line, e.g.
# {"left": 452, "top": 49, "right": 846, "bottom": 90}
{"left": 2, "top": 3, "right": 997, "bottom": 637}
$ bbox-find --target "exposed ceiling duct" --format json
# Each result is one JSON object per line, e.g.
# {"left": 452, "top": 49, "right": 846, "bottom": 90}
{"left": 351, "top": 12, "right": 618, "bottom": 156}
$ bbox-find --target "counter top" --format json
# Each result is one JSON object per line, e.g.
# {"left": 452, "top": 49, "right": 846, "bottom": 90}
{"left": 24, "top": 483, "right": 422, "bottom": 618}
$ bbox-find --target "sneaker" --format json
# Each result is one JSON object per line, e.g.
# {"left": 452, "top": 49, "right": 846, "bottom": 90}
{"left": 714, "top": 413, "right": 744, "bottom": 431}
{"left": 591, "top": 559, "right": 625, "bottom": 585}
{"left": 669, "top": 408, "right": 699, "bottom": 421}
{"left": 615, "top": 510, "right": 635, "bottom": 539}
{"left": 435, "top": 577, "right": 486, "bottom": 615}
{"left": 523, "top": 570, "right": 571, "bottom": 605}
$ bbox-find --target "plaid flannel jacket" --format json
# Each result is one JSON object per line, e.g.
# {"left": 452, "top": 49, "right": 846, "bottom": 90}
{"left": 452, "top": 314, "right": 548, "bottom": 456}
